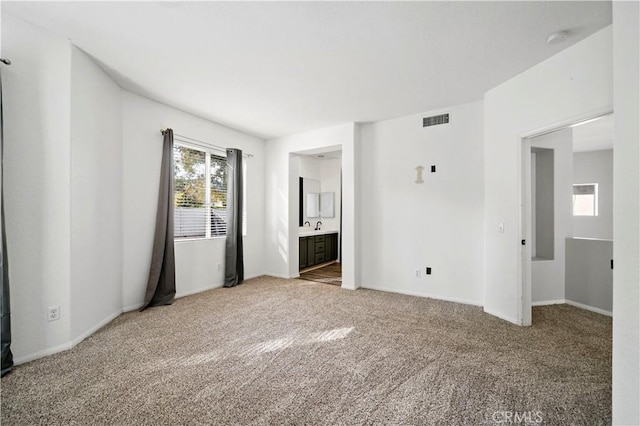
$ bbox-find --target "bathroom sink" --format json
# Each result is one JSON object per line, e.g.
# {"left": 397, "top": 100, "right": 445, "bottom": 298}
{"left": 299, "top": 229, "right": 336, "bottom": 236}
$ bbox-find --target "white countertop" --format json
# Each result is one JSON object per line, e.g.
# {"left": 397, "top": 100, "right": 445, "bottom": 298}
{"left": 299, "top": 229, "right": 339, "bottom": 237}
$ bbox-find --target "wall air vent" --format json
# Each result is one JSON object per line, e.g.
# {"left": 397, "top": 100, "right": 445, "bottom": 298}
{"left": 423, "top": 113, "right": 450, "bottom": 127}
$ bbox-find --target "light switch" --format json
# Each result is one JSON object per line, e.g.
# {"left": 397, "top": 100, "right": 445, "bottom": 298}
{"left": 498, "top": 223, "right": 505, "bottom": 233}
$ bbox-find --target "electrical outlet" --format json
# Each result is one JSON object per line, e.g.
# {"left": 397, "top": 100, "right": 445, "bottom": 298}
{"left": 47, "top": 305, "right": 60, "bottom": 322}
{"left": 426, "top": 267, "right": 432, "bottom": 275}
{"left": 217, "top": 263, "right": 221, "bottom": 271}
{"left": 415, "top": 269, "right": 422, "bottom": 278}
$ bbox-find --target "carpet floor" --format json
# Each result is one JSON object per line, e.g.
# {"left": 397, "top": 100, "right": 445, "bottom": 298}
{"left": 1, "top": 276, "right": 611, "bottom": 425}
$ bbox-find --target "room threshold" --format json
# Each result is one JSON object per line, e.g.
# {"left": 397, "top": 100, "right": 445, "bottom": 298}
{"left": 299, "top": 261, "right": 342, "bottom": 286}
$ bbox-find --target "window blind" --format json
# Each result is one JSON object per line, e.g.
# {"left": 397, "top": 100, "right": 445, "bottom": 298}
{"left": 573, "top": 184, "right": 595, "bottom": 195}
{"left": 173, "top": 144, "right": 228, "bottom": 238}
{"left": 209, "top": 153, "right": 228, "bottom": 236}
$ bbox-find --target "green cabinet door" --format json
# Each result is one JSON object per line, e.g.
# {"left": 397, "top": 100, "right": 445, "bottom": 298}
{"left": 299, "top": 237, "right": 308, "bottom": 268}
{"left": 301, "top": 234, "right": 338, "bottom": 270}
{"left": 326, "top": 233, "right": 338, "bottom": 261}
{"left": 324, "top": 233, "right": 332, "bottom": 260}
{"left": 306, "top": 236, "right": 315, "bottom": 267}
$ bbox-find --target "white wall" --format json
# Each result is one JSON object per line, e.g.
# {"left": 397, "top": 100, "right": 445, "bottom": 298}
{"left": 565, "top": 238, "right": 612, "bottom": 314}
{"left": 265, "top": 123, "right": 355, "bottom": 282}
{"left": 342, "top": 124, "right": 360, "bottom": 290}
{"left": 299, "top": 156, "right": 321, "bottom": 181}
{"left": 359, "top": 101, "right": 484, "bottom": 305}
{"left": 319, "top": 158, "right": 341, "bottom": 235}
{"left": 69, "top": 47, "right": 123, "bottom": 341}
{"left": 1, "top": 19, "right": 267, "bottom": 359}
{"left": 612, "top": 2, "right": 640, "bottom": 423}
{"left": 122, "top": 92, "right": 265, "bottom": 309}
{"left": 530, "top": 128, "right": 573, "bottom": 303}
{"left": 573, "top": 149, "right": 613, "bottom": 239}
{"left": 483, "top": 26, "right": 613, "bottom": 325}
{"left": 2, "top": 15, "right": 73, "bottom": 360}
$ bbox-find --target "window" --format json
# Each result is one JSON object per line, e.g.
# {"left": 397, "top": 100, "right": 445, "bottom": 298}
{"left": 173, "top": 143, "right": 246, "bottom": 239}
{"left": 573, "top": 183, "right": 598, "bottom": 216}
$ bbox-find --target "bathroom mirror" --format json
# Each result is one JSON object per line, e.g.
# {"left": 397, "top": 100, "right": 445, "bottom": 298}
{"left": 307, "top": 193, "right": 320, "bottom": 217}
{"left": 300, "top": 177, "right": 320, "bottom": 226}
{"left": 320, "top": 192, "right": 334, "bottom": 218}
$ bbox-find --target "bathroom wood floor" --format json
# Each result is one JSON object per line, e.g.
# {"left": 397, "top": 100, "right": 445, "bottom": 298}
{"left": 299, "top": 262, "right": 342, "bottom": 286}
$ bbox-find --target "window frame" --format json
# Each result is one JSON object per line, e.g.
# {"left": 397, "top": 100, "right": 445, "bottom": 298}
{"left": 572, "top": 183, "right": 599, "bottom": 217}
{"left": 173, "top": 141, "right": 247, "bottom": 241}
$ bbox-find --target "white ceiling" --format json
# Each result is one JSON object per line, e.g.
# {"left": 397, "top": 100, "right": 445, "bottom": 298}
{"left": 4, "top": 1, "right": 612, "bottom": 140}
{"left": 573, "top": 114, "right": 614, "bottom": 152}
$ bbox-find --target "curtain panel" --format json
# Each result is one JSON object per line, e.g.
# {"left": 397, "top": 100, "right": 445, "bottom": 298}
{"left": 1, "top": 69, "right": 14, "bottom": 376}
{"left": 224, "top": 149, "right": 244, "bottom": 287}
{"left": 142, "top": 129, "right": 176, "bottom": 309}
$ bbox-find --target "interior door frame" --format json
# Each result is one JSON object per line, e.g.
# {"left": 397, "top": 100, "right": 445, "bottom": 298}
{"left": 517, "top": 107, "right": 613, "bottom": 326}
{"left": 520, "top": 137, "right": 532, "bottom": 326}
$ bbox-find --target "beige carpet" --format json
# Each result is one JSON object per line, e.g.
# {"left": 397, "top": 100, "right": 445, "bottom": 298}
{"left": 1, "top": 276, "right": 611, "bottom": 425}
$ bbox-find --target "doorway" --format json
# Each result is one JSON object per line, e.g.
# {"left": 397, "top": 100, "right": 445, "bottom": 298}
{"left": 521, "top": 113, "right": 614, "bottom": 324}
{"left": 293, "top": 148, "right": 343, "bottom": 286}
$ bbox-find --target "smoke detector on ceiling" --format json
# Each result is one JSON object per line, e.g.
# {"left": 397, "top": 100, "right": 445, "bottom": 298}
{"left": 547, "top": 31, "right": 569, "bottom": 45}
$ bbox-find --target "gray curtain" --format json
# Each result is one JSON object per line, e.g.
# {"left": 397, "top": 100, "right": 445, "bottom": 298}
{"left": 224, "top": 149, "right": 244, "bottom": 287}
{"left": 142, "top": 129, "right": 176, "bottom": 309}
{"left": 1, "top": 69, "right": 13, "bottom": 376}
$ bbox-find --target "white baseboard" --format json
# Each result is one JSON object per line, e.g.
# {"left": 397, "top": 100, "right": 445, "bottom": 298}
{"left": 14, "top": 341, "right": 74, "bottom": 365}
{"left": 14, "top": 273, "right": 269, "bottom": 365}
{"left": 176, "top": 283, "right": 223, "bottom": 299}
{"left": 133, "top": 275, "right": 264, "bottom": 307}
{"left": 266, "top": 273, "right": 298, "bottom": 279}
{"left": 361, "top": 285, "right": 483, "bottom": 307}
{"left": 531, "top": 299, "right": 612, "bottom": 317}
{"left": 565, "top": 299, "right": 612, "bottom": 317}
{"left": 483, "top": 307, "right": 521, "bottom": 325}
{"left": 123, "top": 302, "right": 144, "bottom": 312}
{"left": 14, "top": 309, "right": 122, "bottom": 365}
{"left": 244, "top": 273, "right": 263, "bottom": 280}
{"left": 340, "top": 284, "right": 357, "bottom": 290}
{"left": 70, "top": 309, "right": 122, "bottom": 347}
{"left": 532, "top": 299, "right": 566, "bottom": 306}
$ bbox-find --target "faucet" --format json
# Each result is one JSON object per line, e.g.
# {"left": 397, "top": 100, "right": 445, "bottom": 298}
{"left": 315, "top": 221, "right": 322, "bottom": 231}
{"left": 304, "top": 221, "right": 311, "bottom": 227}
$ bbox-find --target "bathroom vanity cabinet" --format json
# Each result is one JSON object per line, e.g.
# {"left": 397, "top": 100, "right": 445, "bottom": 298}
{"left": 299, "top": 232, "right": 338, "bottom": 269}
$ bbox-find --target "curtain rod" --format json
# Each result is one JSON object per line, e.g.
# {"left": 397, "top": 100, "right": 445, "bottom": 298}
{"left": 161, "top": 128, "right": 254, "bottom": 158}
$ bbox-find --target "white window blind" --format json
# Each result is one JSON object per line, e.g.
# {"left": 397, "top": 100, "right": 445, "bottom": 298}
{"left": 173, "top": 143, "right": 228, "bottom": 239}
{"left": 209, "top": 153, "right": 228, "bottom": 236}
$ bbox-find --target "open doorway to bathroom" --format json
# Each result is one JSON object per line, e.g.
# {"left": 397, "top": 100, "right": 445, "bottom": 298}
{"left": 294, "top": 149, "right": 343, "bottom": 286}
{"left": 521, "top": 113, "right": 614, "bottom": 324}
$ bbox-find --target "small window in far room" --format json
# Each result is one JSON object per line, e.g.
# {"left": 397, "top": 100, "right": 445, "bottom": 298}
{"left": 573, "top": 183, "right": 598, "bottom": 216}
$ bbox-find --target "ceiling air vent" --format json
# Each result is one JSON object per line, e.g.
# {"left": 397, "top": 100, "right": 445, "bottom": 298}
{"left": 423, "top": 113, "right": 450, "bottom": 127}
